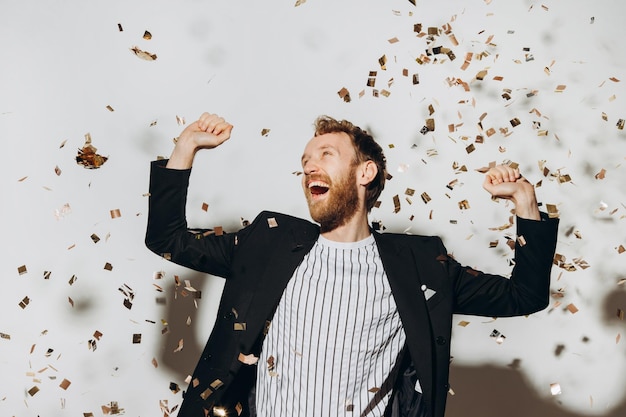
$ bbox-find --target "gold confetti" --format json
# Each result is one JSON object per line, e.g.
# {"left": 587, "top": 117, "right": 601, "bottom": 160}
{"left": 201, "top": 202, "right": 209, "bottom": 212}
{"left": 76, "top": 134, "right": 108, "bottom": 169}
{"left": 261, "top": 128, "right": 271, "bottom": 137}
{"left": 594, "top": 169, "right": 606, "bottom": 180}
{"left": 59, "top": 379, "right": 71, "bottom": 390}
{"left": 379, "top": 55, "right": 387, "bottom": 70}
{"left": 132, "top": 334, "right": 142, "bottom": 344}
{"left": 337, "top": 87, "right": 351, "bottom": 102}
{"left": 458, "top": 320, "right": 470, "bottom": 327}
{"left": 238, "top": 353, "right": 259, "bottom": 365}
{"left": 550, "top": 383, "right": 562, "bottom": 395}
{"left": 393, "top": 195, "right": 401, "bottom": 213}
{"left": 104, "top": 262, "right": 113, "bottom": 271}
{"left": 19, "top": 296, "right": 30, "bottom": 309}
{"left": 18, "top": 265, "right": 27, "bottom": 275}
{"left": 130, "top": 46, "right": 157, "bottom": 61}
{"left": 566, "top": 303, "right": 579, "bottom": 314}
{"left": 110, "top": 209, "right": 121, "bottom": 219}
{"left": 106, "top": 105, "right": 114, "bottom": 112}
{"left": 143, "top": 30, "right": 152, "bottom": 40}
{"left": 173, "top": 338, "right": 184, "bottom": 353}
{"left": 267, "top": 218, "right": 278, "bottom": 228}
{"left": 295, "top": 0, "right": 307, "bottom": 6}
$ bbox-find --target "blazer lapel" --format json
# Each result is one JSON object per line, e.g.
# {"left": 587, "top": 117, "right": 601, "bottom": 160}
{"left": 239, "top": 221, "right": 319, "bottom": 349}
{"left": 372, "top": 232, "right": 435, "bottom": 405}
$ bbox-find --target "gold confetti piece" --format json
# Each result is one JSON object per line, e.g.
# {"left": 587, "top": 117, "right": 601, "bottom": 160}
{"left": 550, "top": 383, "right": 562, "bottom": 395}
{"left": 130, "top": 45, "right": 157, "bottom": 61}
{"left": 261, "top": 128, "right": 271, "bottom": 137}
{"left": 393, "top": 195, "right": 401, "bottom": 213}
{"left": 19, "top": 296, "right": 30, "bottom": 309}
{"left": 458, "top": 200, "right": 470, "bottom": 210}
{"left": 337, "top": 87, "right": 351, "bottom": 102}
{"left": 143, "top": 30, "right": 152, "bottom": 40}
{"left": 267, "top": 218, "right": 278, "bottom": 228}
{"left": 295, "top": 0, "right": 306, "bottom": 6}
{"left": 212, "top": 407, "right": 227, "bottom": 416}
{"left": 117, "top": 23, "right": 123, "bottom": 32}
{"left": 173, "top": 338, "right": 184, "bottom": 353}
{"left": 201, "top": 202, "right": 209, "bottom": 212}
{"left": 110, "top": 209, "right": 121, "bottom": 219}
{"left": 366, "top": 71, "right": 376, "bottom": 87}
{"left": 59, "top": 379, "right": 71, "bottom": 390}
{"left": 379, "top": 55, "right": 387, "bottom": 70}
{"left": 76, "top": 135, "right": 108, "bottom": 169}
{"left": 54, "top": 203, "right": 72, "bottom": 220}
{"left": 104, "top": 262, "right": 113, "bottom": 271}
{"left": 566, "top": 303, "right": 579, "bottom": 314}
{"left": 132, "top": 334, "right": 141, "bottom": 344}
{"left": 18, "top": 265, "right": 27, "bottom": 275}
{"left": 238, "top": 353, "right": 259, "bottom": 365}
{"left": 517, "top": 235, "right": 527, "bottom": 247}
{"left": 617, "top": 245, "right": 625, "bottom": 254}
{"left": 458, "top": 320, "right": 470, "bottom": 327}
{"left": 28, "top": 386, "right": 39, "bottom": 396}
{"left": 234, "top": 323, "right": 247, "bottom": 331}
{"left": 617, "top": 119, "right": 625, "bottom": 130}
{"left": 546, "top": 204, "right": 559, "bottom": 219}
{"left": 555, "top": 85, "right": 566, "bottom": 92}
{"left": 421, "top": 192, "right": 431, "bottom": 204}
{"left": 388, "top": 37, "right": 399, "bottom": 43}
{"left": 490, "top": 329, "right": 506, "bottom": 344}
{"left": 368, "top": 387, "right": 381, "bottom": 393}
{"left": 476, "top": 69, "right": 488, "bottom": 80}
{"left": 105, "top": 105, "right": 114, "bottom": 112}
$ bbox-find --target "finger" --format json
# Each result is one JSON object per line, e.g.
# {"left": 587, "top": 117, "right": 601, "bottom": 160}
{"left": 206, "top": 116, "right": 226, "bottom": 134}
{"left": 198, "top": 113, "right": 221, "bottom": 132}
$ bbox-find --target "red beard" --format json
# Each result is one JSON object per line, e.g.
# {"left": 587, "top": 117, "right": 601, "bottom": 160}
{"left": 305, "top": 164, "right": 359, "bottom": 233}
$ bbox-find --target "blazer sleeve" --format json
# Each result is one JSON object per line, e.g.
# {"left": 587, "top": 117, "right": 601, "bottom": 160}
{"left": 145, "top": 159, "right": 237, "bottom": 278}
{"left": 448, "top": 213, "right": 559, "bottom": 317}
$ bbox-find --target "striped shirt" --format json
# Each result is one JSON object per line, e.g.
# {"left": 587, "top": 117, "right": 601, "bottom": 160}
{"left": 256, "top": 234, "right": 407, "bottom": 417}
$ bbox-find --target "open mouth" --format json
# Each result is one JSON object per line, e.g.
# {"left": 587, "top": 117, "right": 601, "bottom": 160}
{"left": 308, "top": 181, "right": 329, "bottom": 196}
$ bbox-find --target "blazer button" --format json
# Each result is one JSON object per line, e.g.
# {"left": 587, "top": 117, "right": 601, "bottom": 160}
{"left": 436, "top": 336, "right": 446, "bottom": 345}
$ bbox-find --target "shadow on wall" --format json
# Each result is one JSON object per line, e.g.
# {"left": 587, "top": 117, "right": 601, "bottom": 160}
{"left": 446, "top": 363, "right": 625, "bottom": 417}
{"left": 155, "top": 277, "right": 626, "bottom": 417}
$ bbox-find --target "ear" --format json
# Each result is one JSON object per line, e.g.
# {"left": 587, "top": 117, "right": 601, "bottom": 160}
{"left": 357, "top": 160, "right": 378, "bottom": 187}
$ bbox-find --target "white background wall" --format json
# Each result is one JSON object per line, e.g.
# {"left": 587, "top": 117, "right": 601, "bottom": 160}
{"left": 1, "top": 0, "right": 625, "bottom": 416}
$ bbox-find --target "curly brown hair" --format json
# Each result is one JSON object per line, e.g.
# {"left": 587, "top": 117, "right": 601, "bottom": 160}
{"left": 313, "top": 116, "right": 387, "bottom": 211}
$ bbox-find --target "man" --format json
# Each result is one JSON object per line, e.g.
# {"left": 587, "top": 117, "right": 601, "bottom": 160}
{"left": 146, "top": 112, "right": 559, "bottom": 417}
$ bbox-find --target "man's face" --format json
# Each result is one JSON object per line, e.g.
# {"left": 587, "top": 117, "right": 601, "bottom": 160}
{"left": 301, "top": 132, "right": 360, "bottom": 232}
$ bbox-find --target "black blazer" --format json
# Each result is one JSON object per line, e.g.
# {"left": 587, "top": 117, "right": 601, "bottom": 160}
{"left": 146, "top": 160, "right": 559, "bottom": 417}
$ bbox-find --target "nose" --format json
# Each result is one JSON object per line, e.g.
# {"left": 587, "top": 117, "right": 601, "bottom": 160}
{"left": 303, "top": 159, "right": 319, "bottom": 175}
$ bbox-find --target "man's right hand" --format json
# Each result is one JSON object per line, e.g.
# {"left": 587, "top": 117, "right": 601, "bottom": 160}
{"left": 166, "top": 112, "right": 233, "bottom": 169}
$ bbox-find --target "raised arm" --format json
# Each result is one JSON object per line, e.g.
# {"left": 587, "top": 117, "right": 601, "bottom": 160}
{"left": 145, "top": 112, "right": 236, "bottom": 277}
{"left": 167, "top": 112, "right": 233, "bottom": 169}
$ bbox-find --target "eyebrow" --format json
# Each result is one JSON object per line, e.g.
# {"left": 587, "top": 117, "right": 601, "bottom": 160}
{"left": 301, "top": 144, "right": 338, "bottom": 163}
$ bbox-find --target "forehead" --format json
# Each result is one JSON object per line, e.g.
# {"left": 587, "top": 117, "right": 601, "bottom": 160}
{"left": 302, "top": 132, "right": 354, "bottom": 155}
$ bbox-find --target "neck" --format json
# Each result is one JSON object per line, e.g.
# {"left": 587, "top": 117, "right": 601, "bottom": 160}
{"left": 320, "top": 210, "right": 371, "bottom": 242}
